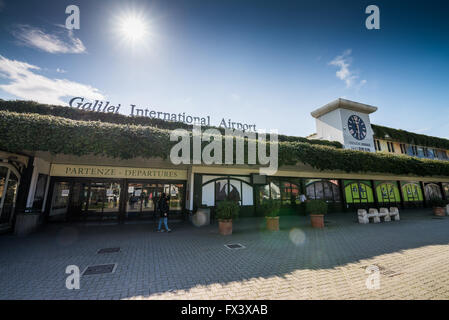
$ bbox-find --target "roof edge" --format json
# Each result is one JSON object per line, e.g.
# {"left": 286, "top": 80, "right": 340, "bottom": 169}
{"left": 311, "top": 98, "right": 378, "bottom": 118}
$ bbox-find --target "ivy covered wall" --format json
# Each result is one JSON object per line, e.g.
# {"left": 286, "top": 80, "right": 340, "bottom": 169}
{"left": 0, "top": 100, "right": 342, "bottom": 148}
{"left": 2, "top": 110, "right": 449, "bottom": 177}
{"left": 372, "top": 124, "right": 449, "bottom": 150}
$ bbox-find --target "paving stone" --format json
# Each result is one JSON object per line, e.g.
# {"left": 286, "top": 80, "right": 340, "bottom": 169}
{"left": 0, "top": 209, "right": 448, "bottom": 299}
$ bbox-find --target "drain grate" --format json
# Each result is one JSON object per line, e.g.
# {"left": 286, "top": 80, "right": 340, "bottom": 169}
{"left": 97, "top": 247, "right": 120, "bottom": 254}
{"left": 225, "top": 243, "right": 245, "bottom": 249}
{"left": 83, "top": 263, "right": 117, "bottom": 276}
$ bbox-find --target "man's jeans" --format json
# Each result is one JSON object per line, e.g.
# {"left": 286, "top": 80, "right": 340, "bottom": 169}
{"left": 158, "top": 217, "right": 169, "bottom": 231}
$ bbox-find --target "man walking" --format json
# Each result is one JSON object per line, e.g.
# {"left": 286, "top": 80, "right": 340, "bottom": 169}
{"left": 157, "top": 193, "right": 171, "bottom": 232}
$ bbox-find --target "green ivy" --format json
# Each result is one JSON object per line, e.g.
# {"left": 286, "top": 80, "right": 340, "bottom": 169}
{"left": 2, "top": 110, "right": 449, "bottom": 177}
{"left": 372, "top": 124, "right": 449, "bottom": 150}
{"left": 0, "top": 99, "right": 342, "bottom": 148}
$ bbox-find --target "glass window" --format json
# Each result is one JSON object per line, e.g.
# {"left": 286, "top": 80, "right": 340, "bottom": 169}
{"left": 229, "top": 179, "right": 242, "bottom": 204}
{"left": 280, "top": 181, "right": 300, "bottom": 204}
{"left": 32, "top": 174, "right": 48, "bottom": 210}
{"left": 376, "top": 182, "right": 400, "bottom": 203}
{"left": 259, "top": 184, "right": 270, "bottom": 203}
{"left": 442, "top": 183, "right": 449, "bottom": 199}
{"left": 169, "top": 184, "right": 184, "bottom": 211}
{"left": 127, "top": 183, "right": 143, "bottom": 213}
{"left": 0, "top": 166, "right": 8, "bottom": 211}
{"left": 50, "top": 181, "right": 70, "bottom": 217}
{"left": 0, "top": 170, "right": 18, "bottom": 224}
{"left": 305, "top": 179, "right": 341, "bottom": 202}
{"left": 402, "top": 182, "right": 422, "bottom": 202}
{"left": 424, "top": 183, "right": 442, "bottom": 200}
{"left": 215, "top": 179, "right": 228, "bottom": 203}
{"left": 202, "top": 182, "right": 215, "bottom": 206}
{"left": 202, "top": 176, "right": 252, "bottom": 206}
{"left": 344, "top": 181, "right": 374, "bottom": 204}
{"left": 269, "top": 180, "right": 281, "bottom": 200}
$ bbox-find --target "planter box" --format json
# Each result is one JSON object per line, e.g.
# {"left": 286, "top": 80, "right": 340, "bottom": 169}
{"left": 218, "top": 219, "right": 233, "bottom": 235}
{"left": 433, "top": 207, "right": 446, "bottom": 217}
{"left": 266, "top": 216, "right": 279, "bottom": 231}
{"left": 14, "top": 214, "right": 40, "bottom": 236}
{"left": 310, "top": 214, "right": 324, "bottom": 228}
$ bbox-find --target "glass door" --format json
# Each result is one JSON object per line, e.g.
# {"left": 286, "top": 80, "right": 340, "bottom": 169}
{"left": 67, "top": 182, "right": 89, "bottom": 221}
{"left": 168, "top": 183, "right": 184, "bottom": 212}
{"left": 49, "top": 181, "right": 71, "bottom": 221}
{"left": 127, "top": 183, "right": 161, "bottom": 220}
{"left": 87, "top": 182, "right": 121, "bottom": 221}
{"left": 141, "top": 184, "right": 160, "bottom": 219}
{"left": 125, "top": 182, "right": 185, "bottom": 220}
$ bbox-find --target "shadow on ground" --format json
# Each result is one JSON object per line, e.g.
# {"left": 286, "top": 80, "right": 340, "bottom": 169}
{"left": 0, "top": 208, "right": 448, "bottom": 299}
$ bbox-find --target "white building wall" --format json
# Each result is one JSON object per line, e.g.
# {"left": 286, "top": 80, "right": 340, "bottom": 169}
{"left": 315, "top": 109, "right": 344, "bottom": 144}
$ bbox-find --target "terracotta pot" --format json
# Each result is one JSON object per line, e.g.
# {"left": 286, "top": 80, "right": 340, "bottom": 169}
{"left": 310, "top": 214, "right": 324, "bottom": 228}
{"left": 218, "top": 219, "right": 233, "bottom": 235}
{"left": 266, "top": 216, "right": 279, "bottom": 231}
{"left": 433, "top": 207, "right": 446, "bottom": 217}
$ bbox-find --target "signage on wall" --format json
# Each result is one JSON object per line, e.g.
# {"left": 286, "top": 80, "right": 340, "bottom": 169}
{"left": 50, "top": 164, "right": 188, "bottom": 180}
{"left": 69, "top": 96, "right": 257, "bottom": 132}
{"left": 61, "top": 189, "right": 70, "bottom": 197}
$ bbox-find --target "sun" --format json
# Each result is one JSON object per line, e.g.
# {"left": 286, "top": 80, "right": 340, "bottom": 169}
{"left": 118, "top": 14, "right": 148, "bottom": 43}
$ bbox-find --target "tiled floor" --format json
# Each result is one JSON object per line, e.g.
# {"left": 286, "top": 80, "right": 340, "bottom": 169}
{"left": 0, "top": 209, "right": 448, "bottom": 300}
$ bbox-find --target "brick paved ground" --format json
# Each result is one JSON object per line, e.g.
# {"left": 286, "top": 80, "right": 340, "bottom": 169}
{"left": 0, "top": 209, "right": 448, "bottom": 300}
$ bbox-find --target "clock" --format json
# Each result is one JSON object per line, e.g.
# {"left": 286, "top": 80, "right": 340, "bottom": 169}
{"left": 347, "top": 115, "right": 367, "bottom": 140}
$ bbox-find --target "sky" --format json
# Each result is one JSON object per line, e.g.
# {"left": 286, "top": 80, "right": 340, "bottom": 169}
{"left": 0, "top": 0, "right": 448, "bottom": 138}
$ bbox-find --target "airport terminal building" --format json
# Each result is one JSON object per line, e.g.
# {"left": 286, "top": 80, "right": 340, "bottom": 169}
{"left": 1, "top": 98, "right": 449, "bottom": 232}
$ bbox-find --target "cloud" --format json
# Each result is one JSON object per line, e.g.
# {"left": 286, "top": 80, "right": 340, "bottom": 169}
{"left": 56, "top": 68, "right": 67, "bottom": 73}
{"left": 0, "top": 55, "right": 105, "bottom": 105}
{"left": 329, "top": 49, "right": 366, "bottom": 88}
{"left": 12, "top": 24, "right": 86, "bottom": 54}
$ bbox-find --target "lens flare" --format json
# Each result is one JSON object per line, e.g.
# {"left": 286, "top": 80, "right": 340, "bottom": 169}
{"left": 118, "top": 14, "right": 148, "bottom": 43}
{"left": 289, "top": 228, "right": 306, "bottom": 246}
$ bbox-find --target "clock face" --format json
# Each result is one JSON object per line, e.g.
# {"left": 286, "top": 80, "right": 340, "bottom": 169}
{"left": 348, "top": 115, "right": 367, "bottom": 140}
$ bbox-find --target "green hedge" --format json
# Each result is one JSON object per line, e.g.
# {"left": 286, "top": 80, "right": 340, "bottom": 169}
{"left": 2, "top": 110, "right": 449, "bottom": 177}
{"left": 372, "top": 124, "right": 449, "bottom": 150}
{"left": 0, "top": 110, "right": 173, "bottom": 159}
{"left": 278, "top": 141, "right": 449, "bottom": 176}
{"left": 0, "top": 99, "right": 342, "bottom": 149}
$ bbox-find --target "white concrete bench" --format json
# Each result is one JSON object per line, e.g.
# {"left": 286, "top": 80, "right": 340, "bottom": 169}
{"left": 389, "top": 207, "right": 400, "bottom": 221}
{"left": 368, "top": 208, "right": 381, "bottom": 223}
{"left": 357, "top": 209, "right": 369, "bottom": 224}
{"left": 378, "top": 208, "right": 391, "bottom": 222}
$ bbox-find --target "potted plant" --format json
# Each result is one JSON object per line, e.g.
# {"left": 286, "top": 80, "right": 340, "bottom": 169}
{"left": 14, "top": 208, "right": 41, "bottom": 236}
{"left": 429, "top": 198, "right": 447, "bottom": 216}
{"left": 260, "top": 199, "right": 281, "bottom": 231}
{"left": 215, "top": 200, "right": 239, "bottom": 235}
{"left": 305, "top": 200, "right": 328, "bottom": 228}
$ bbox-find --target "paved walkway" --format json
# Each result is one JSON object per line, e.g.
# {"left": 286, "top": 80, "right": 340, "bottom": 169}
{"left": 0, "top": 209, "right": 448, "bottom": 300}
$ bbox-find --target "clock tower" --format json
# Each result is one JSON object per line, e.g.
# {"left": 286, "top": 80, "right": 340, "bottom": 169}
{"left": 310, "top": 98, "right": 377, "bottom": 152}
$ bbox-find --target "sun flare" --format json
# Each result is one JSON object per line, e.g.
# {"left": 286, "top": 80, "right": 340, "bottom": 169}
{"left": 118, "top": 14, "right": 148, "bottom": 43}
